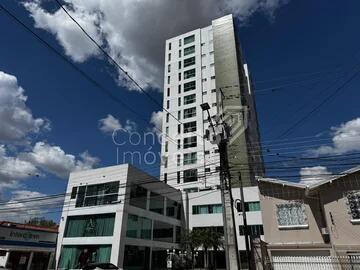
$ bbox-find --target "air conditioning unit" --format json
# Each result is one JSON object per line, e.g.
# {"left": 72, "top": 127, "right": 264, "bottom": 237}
{"left": 321, "top": 227, "right": 330, "bottom": 243}
{"left": 321, "top": 227, "right": 329, "bottom": 235}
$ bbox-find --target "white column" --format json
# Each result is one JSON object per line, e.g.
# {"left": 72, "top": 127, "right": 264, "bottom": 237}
{"left": 26, "top": 252, "right": 34, "bottom": 270}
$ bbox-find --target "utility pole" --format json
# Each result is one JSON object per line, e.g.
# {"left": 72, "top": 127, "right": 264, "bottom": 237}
{"left": 201, "top": 103, "right": 240, "bottom": 270}
{"left": 239, "top": 173, "right": 251, "bottom": 269}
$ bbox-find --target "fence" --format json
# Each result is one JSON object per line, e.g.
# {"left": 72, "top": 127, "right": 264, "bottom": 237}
{"left": 271, "top": 256, "right": 360, "bottom": 270}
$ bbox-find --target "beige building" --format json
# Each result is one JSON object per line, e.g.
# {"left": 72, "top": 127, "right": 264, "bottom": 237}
{"left": 258, "top": 166, "right": 360, "bottom": 258}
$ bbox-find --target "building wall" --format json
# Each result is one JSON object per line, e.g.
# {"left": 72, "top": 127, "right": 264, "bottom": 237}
{"left": 212, "top": 15, "right": 250, "bottom": 187}
{"left": 259, "top": 182, "right": 327, "bottom": 249}
{"left": 160, "top": 24, "right": 220, "bottom": 192}
{"left": 160, "top": 15, "right": 263, "bottom": 192}
{"left": 212, "top": 15, "right": 264, "bottom": 187}
{"left": 57, "top": 164, "right": 129, "bottom": 267}
{"left": 57, "top": 164, "right": 183, "bottom": 269}
{"left": 187, "top": 186, "right": 263, "bottom": 251}
{"left": 320, "top": 174, "right": 360, "bottom": 253}
{"left": 0, "top": 224, "right": 57, "bottom": 269}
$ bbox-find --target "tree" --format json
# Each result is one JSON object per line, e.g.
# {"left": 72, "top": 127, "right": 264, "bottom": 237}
{"left": 207, "top": 229, "right": 223, "bottom": 269}
{"left": 184, "top": 227, "right": 223, "bottom": 270}
{"left": 182, "top": 229, "right": 203, "bottom": 269}
{"left": 26, "top": 217, "right": 57, "bottom": 228}
{"left": 200, "top": 228, "right": 223, "bottom": 270}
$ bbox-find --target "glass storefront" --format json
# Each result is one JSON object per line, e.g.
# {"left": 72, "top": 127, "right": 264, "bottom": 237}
{"left": 6, "top": 251, "right": 31, "bottom": 270}
{"left": 29, "top": 252, "right": 51, "bottom": 270}
{"left": 126, "top": 214, "right": 152, "bottom": 240}
{"left": 123, "top": 245, "right": 150, "bottom": 270}
{"left": 58, "top": 245, "right": 111, "bottom": 270}
{"left": 153, "top": 220, "right": 173, "bottom": 243}
{"left": 64, "top": 213, "right": 115, "bottom": 237}
{"left": 3, "top": 251, "right": 51, "bottom": 270}
{"left": 151, "top": 248, "right": 167, "bottom": 270}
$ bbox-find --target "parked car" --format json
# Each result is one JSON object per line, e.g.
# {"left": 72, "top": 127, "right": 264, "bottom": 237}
{"left": 82, "top": 263, "right": 120, "bottom": 270}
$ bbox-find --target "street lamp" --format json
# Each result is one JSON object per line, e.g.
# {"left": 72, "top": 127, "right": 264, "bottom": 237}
{"left": 201, "top": 102, "right": 216, "bottom": 135}
{"left": 193, "top": 251, "right": 199, "bottom": 269}
{"left": 166, "top": 249, "right": 176, "bottom": 269}
{"left": 179, "top": 250, "right": 189, "bottom": 270}
{"left": 200, "top": 102, "right": 210, "bottom": 111}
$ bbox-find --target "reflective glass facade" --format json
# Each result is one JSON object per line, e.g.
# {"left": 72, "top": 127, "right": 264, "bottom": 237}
{"left": 75, "top": 181, "right": 119, "bottom": 208}
{"left": 192, "top": 204, "right": 223, "bottom": 214}
{"left": 64, "top": 214, "right": 115, "bottom": 237}
{"left": 126, "top": 214, "right": 152, "bottom": 240}
{"left": 149, "top": 192, "right": 165, "bottom": 214}
{"left": 153, "top": 220, "right": 173, "bottom": 243}
{"left": 59, "top": 245, "right": 111, "bottom": 269}
{"left": 129, "top": 185, "right": 147, "bottom": 209}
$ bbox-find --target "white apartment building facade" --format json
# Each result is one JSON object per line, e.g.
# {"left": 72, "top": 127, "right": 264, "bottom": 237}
{"left": 160, "top": 18, "right": 220, "bottom": 192}
{"left": 159, "top": 14, "right": 265, "bottom": 268}
{"left": 186, "top": 187, "right": 264, "bottom": 268}
{"left": 160, "top": 14, "right": 263, "bottom": 191}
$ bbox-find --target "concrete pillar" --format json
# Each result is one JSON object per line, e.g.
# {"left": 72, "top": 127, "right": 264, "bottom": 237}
{"left": 26, "top": 252, "right": 34, "bottom": 270}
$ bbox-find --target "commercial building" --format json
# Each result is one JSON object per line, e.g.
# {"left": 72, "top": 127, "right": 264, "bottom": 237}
{"left": 160, "top": 14, "right": 263, "bottom": 190}
{"left": 56, "top": 164, "right": 183, "bottom": 270}
{"left": 55, "top": 164, "right": 264, "bottom": 269}
{"left": 258, "top": 166, "right": 360, "bottom": 259}
{"left": 0, "top": 221, "right": 57, "bottom": 270}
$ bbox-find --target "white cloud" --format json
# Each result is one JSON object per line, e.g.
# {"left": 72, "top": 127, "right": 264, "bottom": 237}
{"left": 0, "top": 70, "right": 99, "bottom": 191}
{"left": 1, "top": 189, "right": 64, "bottom": 223}
{"left": 310, "top": 118, "right": 360, "bottom": 156}
{"left": 74, "top": 150, "right": 100, "bottom": 172}
{"left": 0, "top": 145, "right": 38, "bottom": 190}
{"left": 24, "top": 1, "right": 102, "bottom": 63}
{"left": 124, "top": 120, "right": 137, "bottom": 133}
{"left": 0, "top": 71, "right": 49, "bottom": 144}
{"left": 98, "top": 114, "right": 137, "bottom": 135}
{"left": 299, "top": 166, "right": 332, "bottom": 185}
{"left": 98, "top": 114, "right": 122, "bottom": 134}
{"left": 22, "top": 142, "right": 99, "bottom": 179}
{"left": 150, "top": 111, "right": 163, "bottom": 134}
{"left": 24, "top": 0, "right": 288, "bottom": 90}
{"left": 224, "top": 0, "right": 288, "bottom": 21}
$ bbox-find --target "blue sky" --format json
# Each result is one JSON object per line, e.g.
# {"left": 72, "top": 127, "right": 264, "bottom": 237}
{"left": 0, "top": 0, "right": 360, "bottom": 222}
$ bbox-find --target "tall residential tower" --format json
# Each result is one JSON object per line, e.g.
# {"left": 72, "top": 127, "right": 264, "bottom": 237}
{"left": 160, "top": 14, "right": 264, "bottom": 191}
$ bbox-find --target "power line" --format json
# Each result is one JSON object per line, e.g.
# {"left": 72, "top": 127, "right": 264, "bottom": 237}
{"left": 54, "top": 0, "right": 206, "bottom": 141}
{"left": 276, "top": 63, "right": 360, "bottom": 138}
{"left": 252, "top": 66, "right": 345, "bottom": 85}
{"left": 254, "top": 69, "right": 349, "bottom": 94}
{"left": 1, "top": 163, "right": 358, "bottom": 215}
{"left": 2, "top": 154, "right": 356, "bottom": 207}
{"left": 0, "top": 185, "right": 221, "bottom": 215}
{"left": 260, "top": 68, "right": 348, "bottom": 138}
{"left": 0, "top": 3, "right": 182, "bottom": 146}
{"left": 0, "top": 165, "right": 223, "bottom": 206}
